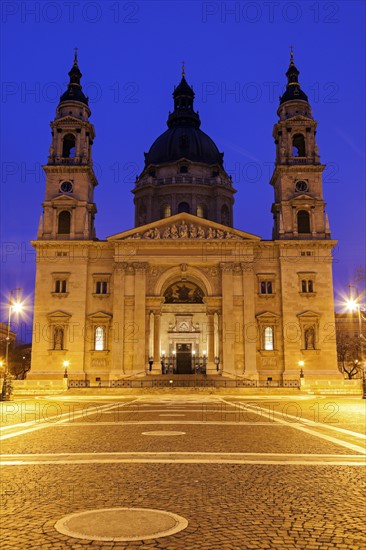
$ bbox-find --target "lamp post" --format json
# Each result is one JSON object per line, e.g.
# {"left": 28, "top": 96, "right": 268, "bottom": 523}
{"left": 298, "top": 360, "right": 305, "bottom": 387}
{"left": 63, "top": 360, "right": 69, "bottom": 378}
{"left": 214, "top": 356, "right": 220, "bottom": 373}
{"left": 1, "top": 289, "right": 23, "bottom": 401}
{"left": 346, "top": 286, "right": 365, "bottom": 398}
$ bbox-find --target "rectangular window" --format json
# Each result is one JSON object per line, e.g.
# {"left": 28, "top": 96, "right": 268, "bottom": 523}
{"left": 96, "top": 281, "right": 108, "bottom": 294}
{"left": 95, "top": 326, "right": 105, "bottom": 351}
{"left": 301, "top": 279, "right": 314, "bottom": 293}
{"left": 55, "top": 279, "right": 67, "bottom": 293}
{"left": 260, "top": 281, "right": 273, "bottom": 294}
{"left": 264, "top": 326, "right": 274, "bottom": 350}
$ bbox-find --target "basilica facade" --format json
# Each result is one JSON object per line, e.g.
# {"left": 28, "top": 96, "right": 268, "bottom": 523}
{"left": 29, "top": 53, "right": 342, "bottom": 384}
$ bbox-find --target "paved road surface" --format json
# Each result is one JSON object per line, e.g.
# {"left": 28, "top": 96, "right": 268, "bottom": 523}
{"left": 1, "top": 394, "right": 365, "bottom": 549}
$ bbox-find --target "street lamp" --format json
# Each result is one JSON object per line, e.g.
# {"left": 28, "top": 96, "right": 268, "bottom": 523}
{"left": 298, "top": 360, "right": 305, "bottom": 379}
{"left": 346, "top": 287, "right": 365, "bottom": 398}
{"left": 63, "top": 360, "right": 69, "bottom": 378}
{"left": 1, "top": 289, "right": 23, "bottom": 401}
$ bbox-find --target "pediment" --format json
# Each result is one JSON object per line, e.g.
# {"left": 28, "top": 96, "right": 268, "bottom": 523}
{"left": 256, "top": 311, "right": 280, "bottom": 320}
{"left": 288, "top": 193, "right": 315, "bottom": 201}
{"left": 50, "top": 194, "right": 75, "bottom": 203}
{"left": 55, "top": 115, "right": 80, "bottom": 123}
{"left": 47, "top": 310, "right": 71, "bottom": 320}
{"left": 297, "top": 310, "right": 321, "bottom": 319}
{"left": 88, "top": 311, "right": 113, "bottom": 321}
{"left": 286, "top": 115, "right": 312, "bottom": 122}
{"left": 107, "top": 213, "right": 261, "bottom": 242}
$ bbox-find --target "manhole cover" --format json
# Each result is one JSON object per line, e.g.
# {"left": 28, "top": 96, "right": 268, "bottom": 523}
{"left": 55, "top": 507, "right": 188, "bottom": 541}
{"left": 141, "top": 431, "right": 186, "bottom": 436}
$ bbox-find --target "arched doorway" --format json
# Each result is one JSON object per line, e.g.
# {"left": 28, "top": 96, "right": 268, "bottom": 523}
{"left": 153, "top": 280, "right": 211, "bottom": 374}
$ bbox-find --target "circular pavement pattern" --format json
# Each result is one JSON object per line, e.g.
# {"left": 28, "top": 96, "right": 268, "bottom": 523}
{"left": 141, "top": 430, "right": 186, "bottom": 436}
{"left": 54, "top": 507, "right": 189, "bottom": 541}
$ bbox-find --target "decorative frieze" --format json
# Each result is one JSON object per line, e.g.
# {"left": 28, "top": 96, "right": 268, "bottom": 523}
{"left": 125, "top": 220, "right": 242, "bottom": 240}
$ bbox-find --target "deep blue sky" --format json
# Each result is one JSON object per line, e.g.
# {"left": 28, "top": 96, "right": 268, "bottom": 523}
{"left": 1, "top": 1, "right": 365, "bottom": 335}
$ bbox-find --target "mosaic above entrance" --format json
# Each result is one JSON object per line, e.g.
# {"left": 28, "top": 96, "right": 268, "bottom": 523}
{"left": 164, "top": 282, "right": 204, "bottom": 303}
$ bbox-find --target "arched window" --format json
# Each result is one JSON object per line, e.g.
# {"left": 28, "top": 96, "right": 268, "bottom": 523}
{"left": 58, "top": 211, "right": 71, "bottom": 234}
{"left": 178, "top": 202, "right": 190, "bottom": 214}
{"left": 292, "top": 134, "right": 306, "bottom": 157}
{"left": 161, "top": 204, "right": 171, "bottom": 218}
{"left": 264, "top": 326, "right": 274, "bottom": 351}
{"left": 297, "top": 210, "right": 310, "bottom": 233}
{"left": 95, "top": 326, "right": 105, "bottom": 351}
{"left": 196, "top": 204, "right": 207, "bottom": 218}
{"left": 62, "top": 134, "right": 76, "bottom": 158}
{"left": 221, "top": 205, "right": 230, "bottom": 225}
{"left": 53, "top": 326, "right": 64, "bottom": 350}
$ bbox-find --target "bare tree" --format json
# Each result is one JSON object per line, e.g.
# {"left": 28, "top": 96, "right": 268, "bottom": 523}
{"left": 8, "top": 346, "right": 31, "bottom": 380}
{"left": 337, "top": 333, "right": 362, "bottom": 379}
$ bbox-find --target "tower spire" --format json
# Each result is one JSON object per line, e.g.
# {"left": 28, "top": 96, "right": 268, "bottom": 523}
{"left": 167, "top": 70, "right": 200, "bottom": 129}
{"left": 279, "top": 48, "right": 309, "bottom": 105}
{"left": 59, "top": 49, "right": 88, "bottom": 105}
{"left": 289, "top": 45, "right": 294, "bottom": 66}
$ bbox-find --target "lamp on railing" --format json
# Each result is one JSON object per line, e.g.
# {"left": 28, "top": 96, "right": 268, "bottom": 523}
{"left": 202, "top": 350, "right": 207, "bottom": 375}
{"left": 298, "top": 360, "right": 305, "bottom": 381}
{"left": 63, "top": 360, "right": 69, "bottom": 378}
{"left": 214, "top": 356, "right": 220, "bottom": 372}
{"left": 160, "top": 350, "right": 166, "bottom": 373}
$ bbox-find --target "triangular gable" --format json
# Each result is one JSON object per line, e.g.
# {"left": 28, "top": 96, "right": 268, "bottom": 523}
{"left": 256, "top": 311, "right": 280, "bottom": 320}
{"left": 107, "top": 213, "right": 261, "bottom": 241}
{"left": 88, "top": 311, "right": 113, "bottom": 321}
{"left": 47, "top": 194, "right": 75, "bottom": 203}
{"left": 297, "top": 310, "right": 321, "bottom": 319}
{"left": 47, "top": 310, "right": 71, "bottom": 321}
{"left": 288, "top": 194, "right": 322, "bottom": 202}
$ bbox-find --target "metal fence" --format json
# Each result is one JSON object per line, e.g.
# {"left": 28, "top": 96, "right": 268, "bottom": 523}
{"left": 68, "top": 378, "right": 300, "bottom": 389}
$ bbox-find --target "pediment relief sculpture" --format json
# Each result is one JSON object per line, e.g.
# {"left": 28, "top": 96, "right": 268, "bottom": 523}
{"left": 128, "top": 220, "right": 242, "bottom": 240}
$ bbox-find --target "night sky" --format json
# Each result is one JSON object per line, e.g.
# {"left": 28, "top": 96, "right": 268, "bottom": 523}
{"left": 1, "top": 1, "right": 365, "bottom": 337}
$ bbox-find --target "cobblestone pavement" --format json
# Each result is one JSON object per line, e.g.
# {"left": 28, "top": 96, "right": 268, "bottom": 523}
{"left": 1, "top": 394, "right": 365, "bottom": 549}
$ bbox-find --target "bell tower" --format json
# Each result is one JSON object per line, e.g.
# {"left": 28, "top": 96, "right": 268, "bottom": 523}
{"left": 39, "top": 50, "right": 98, "bottom": 240}
{"left": 270, "top": 51, "right": 331, "bottom": 240}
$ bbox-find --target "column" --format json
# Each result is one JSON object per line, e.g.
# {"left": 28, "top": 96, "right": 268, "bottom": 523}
{"left": 207, "top": 311, "right": 215, "bottom": 374}
{"left": 242, "top": 262, "right": 258, "bottom": 379}
{"left": 111, "top": 263, "right": 126, "bottom": 376}
{"left": 292, "top": 206, "right": 298, "bottom": 236}
{"left": 214, "top": 311, "right": 219, "bottom": 370}
{"left": 152, "top": 312, "right": 161, "bottom": 373}
{"left": 134, "top": 263, "right": 146, "bottom": 375}
{"left": 221, "top": 263, "right": 235, "bottom": 376}
{"left": 311, "top": 207, "right": 317, "bottom": 237}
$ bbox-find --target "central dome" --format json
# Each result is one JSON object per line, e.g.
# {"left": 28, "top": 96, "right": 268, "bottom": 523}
{"left": 144, "top": 75, "right": 223, "bottom": 167}
{"left": 144, "top": 125, "right": 223, "bottom": 166}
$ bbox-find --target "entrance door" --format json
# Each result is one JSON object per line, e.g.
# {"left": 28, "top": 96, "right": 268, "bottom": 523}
{"left": 176, "top": 344, "right": 192, "bottom": 374}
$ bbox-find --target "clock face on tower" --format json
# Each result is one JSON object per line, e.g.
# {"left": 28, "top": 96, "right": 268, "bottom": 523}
{"left": 295, "top": 180, "right": 308, "bottom": 193}
{"left": 60, "top": 181, "right": 73, "bottom": 193}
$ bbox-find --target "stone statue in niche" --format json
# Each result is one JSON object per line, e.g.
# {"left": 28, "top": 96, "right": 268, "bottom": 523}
{"left": 305, "top": 326, "right": 315, "bottom": 350}
{"left": 54, "top": 326, "right": 64, "bottom": 350}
